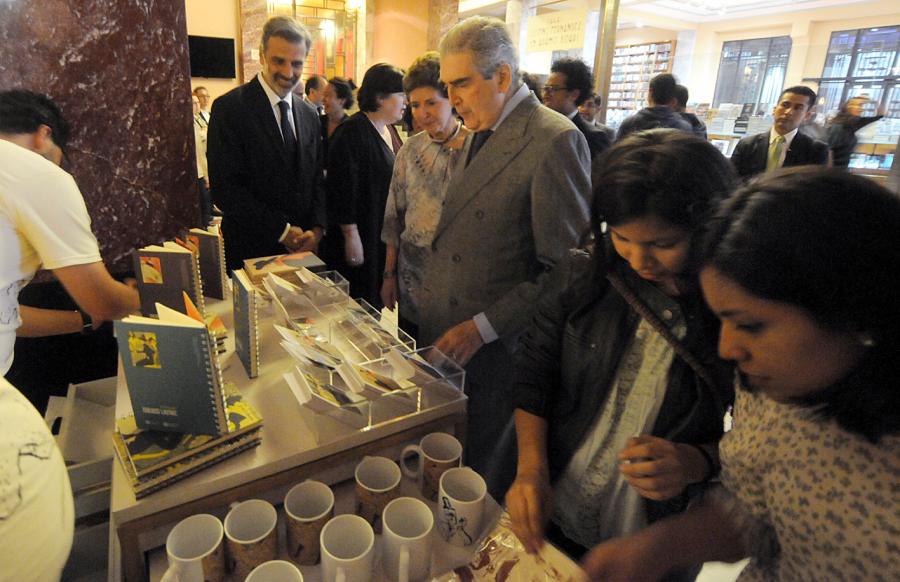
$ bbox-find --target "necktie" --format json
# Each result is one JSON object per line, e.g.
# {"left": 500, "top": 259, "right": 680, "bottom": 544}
{"left": 767, "top": 134, "right": 785, "bottom": 172}
{"left": 466, "top": 130, "right": 493, "bottom": 167}
{"left": 277, "top": 100, "right": 297, "bottom": 158}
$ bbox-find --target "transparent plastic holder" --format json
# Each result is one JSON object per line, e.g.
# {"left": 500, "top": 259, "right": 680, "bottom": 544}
{"left": 328, "top": 310, "right": 414, "bottom": 364}
{"left": 292, "top": 269, "right": 351, "bottom": 308}
{"left": 349, "top": 299, "right": 417, "bottom": 352}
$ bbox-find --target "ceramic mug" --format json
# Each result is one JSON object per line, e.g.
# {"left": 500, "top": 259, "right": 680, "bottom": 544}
{"left": 285, "top": 480, "right": 334, "bottom": 565}
{"left": 320, "top": 514, "right": 375, "bottom": 582}
{"left": 244, "top": 559, "right": 304, "bottom": 582}
{"left": 382, "top": 496, "right": 434, "bottom": 582}
{"left": 223, "top": 499, "right": 278, "bottom": 580}
{"left": 160, "top": 514, "right": 226, "bottom": 582}
{"left": 354, "top": 455, "right": 401, "bottom": 533}
{"left": 400, "top": 432, "right": 463, "bottom": 501}
{"left": 437, "top": 467, "right": 486, "bottom": 547}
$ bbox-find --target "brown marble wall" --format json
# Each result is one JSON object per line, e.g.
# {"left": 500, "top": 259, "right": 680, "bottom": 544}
{"left": 0, "top": 0, "right": 197, "bottom": 272}
{"left": 428, "top": 0, "right": 460, "bottom": 50}
{"left": 240, "top": 0, "right": 268, "bottom": 82}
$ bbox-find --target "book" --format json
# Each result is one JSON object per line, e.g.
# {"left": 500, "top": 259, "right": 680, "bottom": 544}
{"left": 243, "top": 251, "right": 326, "bottom": 283}
{"left": 232, "top": 269, "right": 260, "bottom": 378}
{"left": 114, "top": 383, "right": 262, "bottom": 477}
{"left": 186, "top": 227, "right": 228, "bottom": 300}
{"left": 114, "top": 301, "right": 227, "bottom": 436}
{"left": 113, "top": 431, "right": 261, "bottom": 498}
{"left": 133, "top": 242, "right": 205, "bottom": 317}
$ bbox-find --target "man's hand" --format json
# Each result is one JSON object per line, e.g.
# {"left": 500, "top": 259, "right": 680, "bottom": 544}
{"left": 433, "top": 319, "right": 484, "bottom": 366}
{"left": 282, "top": 226, "right": 307, "bottom": 252}
{"left": 295, "top": 227, "right": 323, "bottom": 253}
{"left": 506, "top": 467, "right": 553, "bottom": 554}
{"left": 618, "top": 436, "right": 709, "bottom": 501}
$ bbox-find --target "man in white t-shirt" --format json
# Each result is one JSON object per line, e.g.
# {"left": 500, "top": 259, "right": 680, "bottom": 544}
{"left": 0, "top": 90, "right": 140, "bottom": 376}
{"left": 0, "top": 376, "right": 74, "bottom": 581}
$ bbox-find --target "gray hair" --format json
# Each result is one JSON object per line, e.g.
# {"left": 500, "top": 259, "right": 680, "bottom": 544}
{"left": 261, "top": 16, "right": 312, "bottom": 53}
{"left": 439, "top": 16, "right": 519, "bottom": 85}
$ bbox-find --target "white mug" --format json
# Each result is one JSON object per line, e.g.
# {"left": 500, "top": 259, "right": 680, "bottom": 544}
{"left": 355, "top": 455, "right": 401, "bottom": 533}
{"left": 224, "top": 499, "right": 278, "bottom": 581}
{"left": 160, "top": 513, "right": 226, "bottom": 582}
{"left": 438, "top": 467, "right": 486, "bottom": 547}
{"left": 285, "top": 480, "right": 335, "bottom": 565}
{"left": 245, "top": 559, "right": 304, "bottom": 582}
{"left": 382, "top": 497, "right": 434, "bottom": 582}
{"left": 400, "top": 432, "right": 462, "bottom": 501}
{"left": 320, "top": 514, "right": 375, "bottom": 582}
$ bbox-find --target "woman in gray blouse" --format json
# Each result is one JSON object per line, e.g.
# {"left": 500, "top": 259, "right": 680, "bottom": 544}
{"left": 381, "top": 51, "right": 469, "bottom": 339}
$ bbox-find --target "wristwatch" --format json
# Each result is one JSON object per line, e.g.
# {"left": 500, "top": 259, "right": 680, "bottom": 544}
{"left": 77, "top": 309, "right": 93, "bottom": 334}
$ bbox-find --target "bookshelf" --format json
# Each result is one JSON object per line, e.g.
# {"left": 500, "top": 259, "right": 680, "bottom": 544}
{"left": 608, "top": 40, "right": 676, "bottom": 112}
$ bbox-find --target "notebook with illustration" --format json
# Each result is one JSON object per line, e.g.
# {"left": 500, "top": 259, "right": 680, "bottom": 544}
{"left": 133, "top": 242, "right": 204, "bottom": 317}
{"left": 243, "top": 251, "right": 326, "bottom": 283}
{"left": 186, "top": 227, "right": 228, "bottom": 300}
{"left": 232, "top": 269, "right": 260, "bottom": 378}
{"left": 114, "top": 382, "right": 262, "bottom": 477}
{"left": 114, "top": 299, "right": 226, "bottom": 435}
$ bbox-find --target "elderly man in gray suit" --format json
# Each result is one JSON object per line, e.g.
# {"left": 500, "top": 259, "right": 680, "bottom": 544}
{"left": 419, "top": 16, "right": 592, "bottom": 480}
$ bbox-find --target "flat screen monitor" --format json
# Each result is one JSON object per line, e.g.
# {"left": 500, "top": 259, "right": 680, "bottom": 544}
{"left": 188, "top": 35, "right": 236, "bottom": 79}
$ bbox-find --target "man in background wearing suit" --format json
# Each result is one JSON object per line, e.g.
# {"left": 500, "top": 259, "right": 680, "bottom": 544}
{"left": 304, "top": 75, "right": 327, "bottom": 115}
{"left": 731, "top": 85, "right": 829, "bottom": 180}
{"left": 207, "top": 17, "right": 326, "bottom": 270}
{"left": 424, "top": 16, "right": 591, "bottom": 478}
{"left": 542, "top": 58, "right": 611, "bottom": 161}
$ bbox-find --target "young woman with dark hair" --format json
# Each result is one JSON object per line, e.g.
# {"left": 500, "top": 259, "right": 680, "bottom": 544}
{"left": 322, "top": 63, "right": 406, "bottom": 306}
{"left": 505, "top": 130, "right": 736, "bottom": 581}
{"left": 581, "top": 168, "right": 900, "bottom": 581}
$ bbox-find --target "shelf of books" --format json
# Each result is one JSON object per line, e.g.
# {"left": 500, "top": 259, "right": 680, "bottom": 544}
{"left": 607, "top": 40, "right": 676, "bottom": 127}
{"left": 116, "top": 239, "right": 466, "bottom": 499}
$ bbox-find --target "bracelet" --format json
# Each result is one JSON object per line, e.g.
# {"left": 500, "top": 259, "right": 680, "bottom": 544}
{"left": 687, "top": 443, "right": 717, "bottom": 483}
{"left": 382, "top": 271, "right": 395, "bottom": 279}
{"left": 77, "top": 309, "right": 93, "bottom": 334}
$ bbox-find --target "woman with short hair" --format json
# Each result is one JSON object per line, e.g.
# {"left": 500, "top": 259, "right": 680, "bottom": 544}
{"left": 380, "top": 51, "right": 469, "bottom": 339}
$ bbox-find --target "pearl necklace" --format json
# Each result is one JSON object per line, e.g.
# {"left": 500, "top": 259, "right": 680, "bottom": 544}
{"left": 430, "top": 120, "right": 462, "bottom": 145}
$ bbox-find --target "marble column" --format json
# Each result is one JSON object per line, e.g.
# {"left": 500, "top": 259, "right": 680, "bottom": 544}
{"left": 240, "top": 0, "right": 268, "bottom": 82}
{"left": 0, "top": 0, "right": 198, "bottom": 271}
{"left": 427, "top": 0, "right": 460, "bottom": 50}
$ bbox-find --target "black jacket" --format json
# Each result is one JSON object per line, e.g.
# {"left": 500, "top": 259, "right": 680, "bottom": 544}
{"left": 730, "top": 130, "right": 829, "bottom": 180}
{"left": 511, "top": 251, "right": 734, "bottom": 523}
{"left": 826, "top": 115, "right": 883, "bottom": 168}
{"left": 572, "top": 112, "right": 612, "bottom": 161}
{"left": 617, "top": 106, "right": 693, "bottom": 140}
{"left": 208, "top": 77, "right": 326, "bottom": 269}
{"left": 679, "top": 112, "right": 707, "bottom": 140}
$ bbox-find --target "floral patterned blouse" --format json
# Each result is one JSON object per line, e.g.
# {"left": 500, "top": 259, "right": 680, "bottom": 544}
{"left": 381, "top": 128, "right": 464, "bottom": 324}
{"left": 715, "top": 387, "right": 899, "bottom": 581}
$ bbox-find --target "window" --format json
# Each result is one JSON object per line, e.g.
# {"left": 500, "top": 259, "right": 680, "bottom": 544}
{"left": 817, "top": 26, "right": 900, "bottom": 118}
{"left": 712, "top": 36, "right": 792, "bottom": 113}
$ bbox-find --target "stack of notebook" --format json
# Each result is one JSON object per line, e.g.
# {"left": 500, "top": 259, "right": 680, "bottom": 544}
{"left": 111, "top": 382, "right": 262, "bottom": 498}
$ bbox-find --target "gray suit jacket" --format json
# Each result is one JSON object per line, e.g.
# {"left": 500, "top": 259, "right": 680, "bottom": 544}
{"left": 418, "top": 93, "right": 592, "bottom": 359}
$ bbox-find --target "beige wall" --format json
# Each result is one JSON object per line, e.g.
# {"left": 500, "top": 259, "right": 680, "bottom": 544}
{"left": 372, "top": 0, "right": 429, "bottom": 69}
{"left": 615, "top": 26, "right": 679, "bottom": 47}
{"left": 185, "top": 0, "right": 242, "bottom": 101}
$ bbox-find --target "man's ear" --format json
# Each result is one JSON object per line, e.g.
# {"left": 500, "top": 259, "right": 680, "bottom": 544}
{"left": 258, "top": 45, "right": 266, "bottom": 67}
{"left": 32, "top": 124, "right": 54, "bottom": 153}
{"left": 496, "top": 63, "right": 513, "bottom": 94}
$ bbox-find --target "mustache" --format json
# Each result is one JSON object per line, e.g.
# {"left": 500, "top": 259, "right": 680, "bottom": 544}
{"left": 274, "top": 74, "right": 298, "bottom": 84}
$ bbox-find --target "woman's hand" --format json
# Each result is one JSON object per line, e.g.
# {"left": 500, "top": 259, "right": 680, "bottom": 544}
{"left": 506, "top": 467, "right": 553, "bottom": 554}
{"left": 342, "top": 225, "right": 364, "bottom": 266}
{"left": 581, "top": 531, "right": 668, "bottom": 582}
{"left": 380, "top": 274, "right": 398, "bottom": 310}
{"left": 618, "top": 436, "right": 710, "bottom": 501}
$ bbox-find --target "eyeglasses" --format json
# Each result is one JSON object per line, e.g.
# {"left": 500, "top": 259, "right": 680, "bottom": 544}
{"left": 542, "top": 85, "right": 569, "bottom": 94}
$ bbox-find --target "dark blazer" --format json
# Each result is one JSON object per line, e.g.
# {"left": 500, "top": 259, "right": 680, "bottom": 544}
{"left": 207, "top": 77, "right": 326, "bottom": 270}
{"left": 320, "top": 112, "right": 399, "bottom": 307}
{"left": 572, "top": 112, "right": 612, "bottom": 161}
{"left": 730, "top": 130, "right": 829, "bottom": 180}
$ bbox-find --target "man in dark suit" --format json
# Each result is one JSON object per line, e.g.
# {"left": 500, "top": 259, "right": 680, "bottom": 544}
{"left": 542, "top": 58, "right": 611, "bottom": 161}
{"left": 617, "top": 73, "right": 692, "bottom": 139}
{"left": 731, "top": 85, "right": 829, "bottom": 181}
{"left": 428, "top": 17, "right": 591, "bottom": 481}
{"left": 674, "top": 83, "right": 707, "bottom": 140}
{"left": 207, "top": 16, "right": 326, "bottom": 270}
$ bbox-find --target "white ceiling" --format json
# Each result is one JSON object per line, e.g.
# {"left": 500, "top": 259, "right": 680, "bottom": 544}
{"left": 621, "top": 0, "right": 876, "bottom": 24}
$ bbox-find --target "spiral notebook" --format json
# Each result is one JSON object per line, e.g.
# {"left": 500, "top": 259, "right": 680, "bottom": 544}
{"left": 133, "top": 241, "right": 205, "bottom": 317}
{"left": 232, "top": 269, "right": 260, "bottom": 378}
{"left": 114, "top": 299, "right": 227, "bottom": 436}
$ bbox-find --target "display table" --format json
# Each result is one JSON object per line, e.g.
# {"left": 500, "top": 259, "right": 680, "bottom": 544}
{"left": 108, "top": 297, "right": 467, "bottom": 581}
